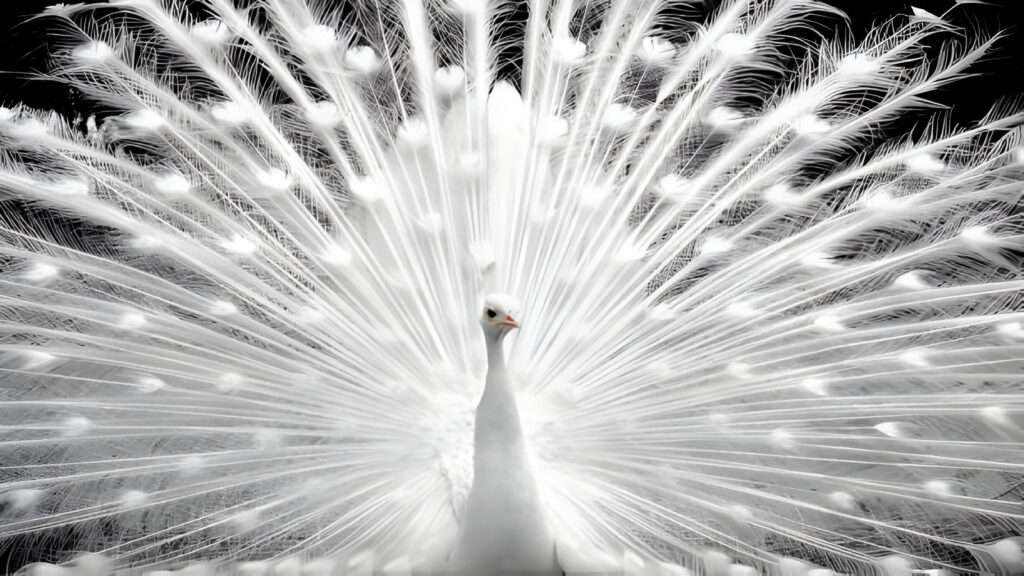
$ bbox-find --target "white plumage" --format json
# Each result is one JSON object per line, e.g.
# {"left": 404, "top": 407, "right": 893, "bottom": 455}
{"left": 0, "top": 0, "right": 1022, "bottom": 575}
{"left": 451, "top": 294, "right": 560, "bottom": 573}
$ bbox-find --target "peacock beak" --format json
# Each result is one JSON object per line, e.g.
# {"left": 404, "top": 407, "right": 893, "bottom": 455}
{"left": 499, "top": 315, "right": 519, "bottom": 329}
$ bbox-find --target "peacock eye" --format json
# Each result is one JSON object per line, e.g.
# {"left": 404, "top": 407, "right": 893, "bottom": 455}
{"left": 486, "top": 308, "right": 497, "bottom": 319}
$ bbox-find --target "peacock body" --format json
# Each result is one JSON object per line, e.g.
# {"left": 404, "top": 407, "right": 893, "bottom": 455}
{"left": 0, "top": 0, "right": 1023, "bottom": 574}
{"left": 451, "top": 294, "right": 559, "bottom": 574}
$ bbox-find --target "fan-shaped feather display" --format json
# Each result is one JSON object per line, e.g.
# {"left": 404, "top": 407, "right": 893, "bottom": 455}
{"left": 1, "top": 0, "right": 1023, "bottom": 574}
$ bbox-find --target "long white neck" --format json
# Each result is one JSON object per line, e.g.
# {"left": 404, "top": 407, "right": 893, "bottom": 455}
{"left": 452, "top": 330, "right": 558, "bottom": 572}
{"left": 474, "top": 332, "right": 527, "bottom": 467}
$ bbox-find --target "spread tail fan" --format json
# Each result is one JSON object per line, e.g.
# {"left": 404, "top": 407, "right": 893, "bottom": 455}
{"left": 0, "top": 0, "right": 1022, "bottom": 574}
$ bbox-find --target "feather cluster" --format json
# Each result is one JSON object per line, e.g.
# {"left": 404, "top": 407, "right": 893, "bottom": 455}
{"left": 0, "top": 0, "right": 1022, "bottom": 574}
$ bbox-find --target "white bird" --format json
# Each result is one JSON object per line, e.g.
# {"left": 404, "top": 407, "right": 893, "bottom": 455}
{"left": 450, "top": 294, "right": 560, "bottom": 574}
{"left": 0, "top": 1, "right": 1022, "bottom": 575}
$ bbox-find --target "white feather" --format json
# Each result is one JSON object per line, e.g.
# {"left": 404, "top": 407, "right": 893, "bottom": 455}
{"left": 0, "top": 1, "right": 1021, "bottom": 574}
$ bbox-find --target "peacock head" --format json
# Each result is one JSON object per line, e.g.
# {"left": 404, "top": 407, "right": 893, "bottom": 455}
{"left": 481, "top": 293, "right": 520, "bottom": 339}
